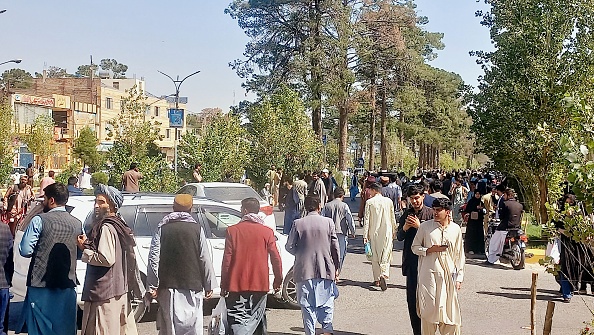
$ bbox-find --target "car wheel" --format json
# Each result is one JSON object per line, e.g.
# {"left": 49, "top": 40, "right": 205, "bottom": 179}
{"left": 281, "top": 268, "right": 300, "bottom": 309}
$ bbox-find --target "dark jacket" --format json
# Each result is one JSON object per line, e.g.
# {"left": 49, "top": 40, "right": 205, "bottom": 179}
{"left": 497, "top": 198, "right": 523, "bottom": 231}
{"left": 397, "top": 206, "right": 434, "bottom": 276}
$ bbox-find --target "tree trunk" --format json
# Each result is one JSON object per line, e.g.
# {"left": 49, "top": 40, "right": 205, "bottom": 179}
{"left": 380, "top": 87, "right": 388, "bottom": 170}
{"left": 537, "top": 175, "right": 549, "bottom": 224}
{"left": 338, "top": 104, "right": 348, "bottom": 170}
{"left": 310, "top": 0, "right": 323, "bottom": 139}
{"left": 368, "top": 76, "right": 377, "bottom": 171}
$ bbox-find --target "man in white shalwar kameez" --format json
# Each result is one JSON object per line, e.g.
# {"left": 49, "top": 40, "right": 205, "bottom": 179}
{"left": 363, "top": 182, "right": 397, "bottom": 291}
{"left": 412, "top": 198, "right": 465, "bottom": 335}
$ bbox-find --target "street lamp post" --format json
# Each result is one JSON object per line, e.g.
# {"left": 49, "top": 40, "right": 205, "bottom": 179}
{"left": 0, "top": 59, "right": 22, "bottom": 66}
{"left": 157, "top": 70, "right": 200, "bottom": 175}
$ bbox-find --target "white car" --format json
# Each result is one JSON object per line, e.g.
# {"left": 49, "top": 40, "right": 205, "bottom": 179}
{"left": 12, "top": 195, "right": 299, "bottom": 322}
{"left": 176, "top": 182, "right": 276, "bottom": 230}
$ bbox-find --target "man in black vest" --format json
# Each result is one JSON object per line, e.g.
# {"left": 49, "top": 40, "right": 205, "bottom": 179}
{"left": 147, "top": 194, "right": 216, "bottom": 335}
{"left": 17, "top": 183, "right": 82, "bottom": 335}
{"left": 396, "top": 184, "right": 434, "bottom": 335}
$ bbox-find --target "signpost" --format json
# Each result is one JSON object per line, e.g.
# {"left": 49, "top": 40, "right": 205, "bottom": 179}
{"left": 168, "top": 108, "right": 184, "bottom": 128}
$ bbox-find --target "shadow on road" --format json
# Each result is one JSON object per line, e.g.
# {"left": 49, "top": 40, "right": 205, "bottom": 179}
{"left": 267, "top": 327, "right": 368, "bottom": 335}
{"left": 337, "top": 278, "right": 405, "bottom": 291}
{"left": 477, "top": 286, "right": 561, "bottom": 301}
{"left": 361, "top": 261, "right": 401, "bottom": 269}
{"left": 466, "top": 258, "right": 512, "bottom": 270}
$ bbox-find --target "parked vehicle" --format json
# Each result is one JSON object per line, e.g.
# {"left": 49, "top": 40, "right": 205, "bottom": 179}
{"left": 12, "top": 194, "right": 299, "bottom": 323}
{"left": 485, "top": 219, "right": 527, "bottom": 270}
{"left": 176, "top": 182, "right": 276, "bottom": 230}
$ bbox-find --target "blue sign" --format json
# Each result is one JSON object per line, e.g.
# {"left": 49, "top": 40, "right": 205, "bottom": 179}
{"left": 168, "top": 109, "right": 184, "bottom": 128}
{"left": 322, "top": 135, "right": 327, "bottom": 146}
{"left": 357, "top": 157, "right": 364, "bottom": 167}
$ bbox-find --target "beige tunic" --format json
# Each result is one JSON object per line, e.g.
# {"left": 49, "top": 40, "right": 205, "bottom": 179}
{"left": 81, "top": 226, "right": 138, "bottom": 335}
{"left": 412, "top": 219, "right": 465, "bottom": 327}
{"left": 363, "top": 194, "right": 397, "bottom": 280}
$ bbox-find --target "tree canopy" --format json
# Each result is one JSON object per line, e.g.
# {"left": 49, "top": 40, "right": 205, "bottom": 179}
{"left": 469, "top": 0, "right": 594, "bottom": 222}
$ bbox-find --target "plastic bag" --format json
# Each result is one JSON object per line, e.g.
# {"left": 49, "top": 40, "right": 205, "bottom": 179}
{"left": 208, "top": 297, "right": 227, "bottom": 335}
{"left": 364, "top": 242, "right": 373, "bottom": 261}
{"left": 545, "top": 237, "right": 561, "bottom": 264}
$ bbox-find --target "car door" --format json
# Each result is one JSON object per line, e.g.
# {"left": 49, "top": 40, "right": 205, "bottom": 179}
{"left": 133, "top": 205, "right": 214, "bottom": 272}
{"left": 197, "top": 206, "right": 242, "bottom": 285}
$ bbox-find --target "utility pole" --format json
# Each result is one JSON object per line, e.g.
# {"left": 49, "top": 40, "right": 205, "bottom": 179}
{"left": 157, "top": 70, "right": 200, "bottom": 175}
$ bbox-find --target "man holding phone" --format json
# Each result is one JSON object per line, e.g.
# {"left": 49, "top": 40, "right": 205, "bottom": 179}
{"left": 412, "top": 198, "right": 465, "bottom": 335}
{"left": 396, "top": 184, "right": 434, "bottom": 335}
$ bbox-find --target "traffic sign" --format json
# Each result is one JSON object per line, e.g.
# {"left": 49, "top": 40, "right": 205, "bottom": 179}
{"left": 168, "top": 109, "right": 184, "bottom": 128}
{"left": 322, "top": 135, "right": 327, "bottom": 146}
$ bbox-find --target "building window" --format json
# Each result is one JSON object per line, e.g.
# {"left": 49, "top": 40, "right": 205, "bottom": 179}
{"left": 113, "top": 82, "right": 119, "bottom": 90}
{"left": 106, "top": 98, "right": 112, "bottom": 109}
{"left": 155, "top": 106, "right": 160, "bottom": 117}
{"left": 166, "top": 128, "right": 171, "bottom": 139}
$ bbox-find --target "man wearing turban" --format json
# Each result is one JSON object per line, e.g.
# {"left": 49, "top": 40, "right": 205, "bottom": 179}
{"left": 77, "top": 184, "right": 139, "bottom": 335}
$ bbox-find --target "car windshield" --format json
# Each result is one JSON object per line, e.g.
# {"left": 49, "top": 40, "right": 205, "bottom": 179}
{"left": 203, "top": 187, "right": 262, "bottom": 202}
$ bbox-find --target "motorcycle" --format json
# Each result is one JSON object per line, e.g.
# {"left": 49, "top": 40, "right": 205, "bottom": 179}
{"left": 485, "top": 219, "right": 528, "bottom": 270}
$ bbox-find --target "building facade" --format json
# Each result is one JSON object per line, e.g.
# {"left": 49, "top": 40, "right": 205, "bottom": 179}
{"left": 10, "top": 77, "right": 187, "bottom": 169}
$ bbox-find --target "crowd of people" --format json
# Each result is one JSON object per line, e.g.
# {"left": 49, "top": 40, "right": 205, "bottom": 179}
{"left": 0, "top": 164, "right": 579, "bottom": 335}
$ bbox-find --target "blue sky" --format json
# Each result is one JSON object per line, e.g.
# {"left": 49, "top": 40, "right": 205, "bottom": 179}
{"left": 0, "top": 0, "right": 492, "bottom": 114}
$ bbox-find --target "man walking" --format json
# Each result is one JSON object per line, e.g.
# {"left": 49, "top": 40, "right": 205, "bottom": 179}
{"left": 17, "top": 183, "right": 82, "bottom": 335}
{"left": 309, "top": 172, "right": 328, "bottom": 206}
{"left": 25, "top": 163, "right": 34, "bottom": 187}
{"left": 221, "top": 197, "right": 283, "bottom": 334}
{"left": 286, "top": 196, "right": 340, "bottom": 335}
{"left": 3, "top": 175, "right": 34, "bottom": 235}
{"left": 412, "top": 198, "right": 465, "bottom": 335}
{"left": 122, "top": 162, "right": 143, "bottom": 193}
{"left": 78, "top": 184, "right": 139, "bottom": 335}
{"left": 397, "top": 184, "right": 434, "bottom": 335}
{"left": 486, "top": 188, "right": 523, "bottom": 265}
{"left": 147, "top": 194, "right": 217, "bottom": 335}
{"left": 192, "top": 163, "right": 203, "bottom": 183}
{"left": 322, "top": 188, "right": 355, "bottom": 271}
{"left": 380, "top": 176, "right": 401, "bottom": 221}
{"left": 363, "top": 183, "right": 397, "bottom": 291}
{"left": 37, "top": 170, "right": 55, "bottom": 197}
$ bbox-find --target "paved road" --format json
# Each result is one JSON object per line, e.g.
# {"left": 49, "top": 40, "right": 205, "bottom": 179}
{"left": 9, "top": 197, "right": 594, "bottom": 334}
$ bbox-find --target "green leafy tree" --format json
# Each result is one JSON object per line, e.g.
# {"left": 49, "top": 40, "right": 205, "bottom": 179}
{"left": 72, "top": 127, "right": 103, "bottom": 171}
{"left": 469, "top": 0, "right": 594, "bottom": 223}
{"left": 23, "top": 114, "right": 55, "bottom": 167}
{"left": 105, "top": 85, "right": 177, "bottom": 192}
{"left": 75, "top": 64, "right": 98, "bottom": 78}
{"left": 0, "top": 101, "right": 14, "bottom": 185}
{"left": 107, "top": 85, "right": 162, "bottom": 157}
{"left": 246, "top": 87, "right": 323, "bottom": 187}
{"left": 55, "top": 162, "right": 82, "bottom": 185}
{"left": 178, "top": 114, "right": 249, "bottom": 182}
{"left": 34, "top": 66, "right": 72, "bottom": 78}
{"left": 0, "top": 68, "right": 33, "bottom": 91}
{"left": 99, "top": 59, "right": 128, "bottom": 79}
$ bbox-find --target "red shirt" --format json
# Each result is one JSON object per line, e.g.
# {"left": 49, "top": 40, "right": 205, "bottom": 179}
{"left": 220, "top": 221, "right": 282, "bottom": 293}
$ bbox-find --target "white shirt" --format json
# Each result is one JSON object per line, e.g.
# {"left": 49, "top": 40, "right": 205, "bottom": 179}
{"left": 79, "top": 172, "right": 92, "bottom": 189}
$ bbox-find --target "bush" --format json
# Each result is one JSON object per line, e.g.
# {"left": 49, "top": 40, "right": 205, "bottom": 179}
{"left": 56, "top": 162, "right": 81, "bottom": 185}
{"left": 91, "top": 172, "right": 108, "bottom": 187}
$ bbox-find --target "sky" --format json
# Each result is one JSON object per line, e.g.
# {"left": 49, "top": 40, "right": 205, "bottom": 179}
{"left": 0, "top": 0, "right": 493, "bottom": 114}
